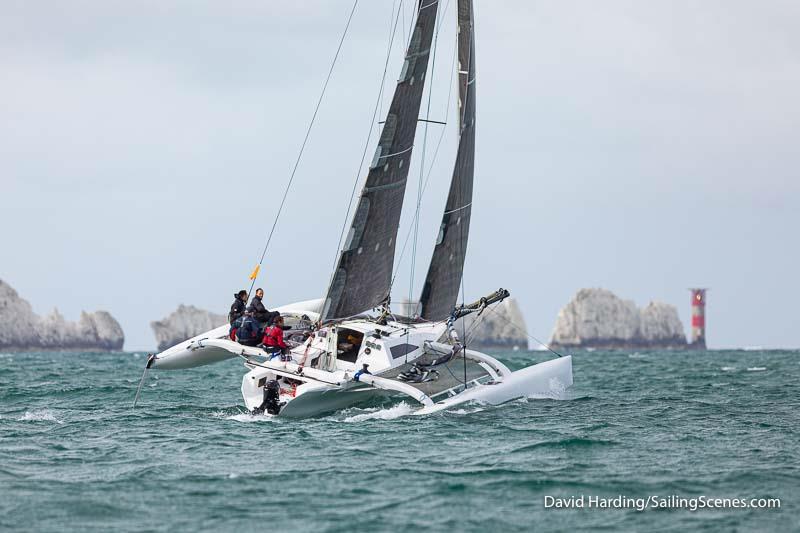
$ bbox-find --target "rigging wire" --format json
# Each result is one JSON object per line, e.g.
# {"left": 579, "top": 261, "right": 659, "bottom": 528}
{"left": 401, "top": 0, "right": 407, "bottom": 48}
{"left": 323, "top": 1, "right": 405, "bottom": 302}
{"left": 246, "top": 0, "right": 359, "bottom": 298}
{"left": 482, "top": 304, "right": 566, "bottom": 358}
{"left": 462, "top": 304, "right": 494, "bottom": 346}
{"left": 389, "top": 0, "right": 455, "bottom": 291}
{"left": 406, "top": 0, "right": 442, "bottom": 321}
{"left": 407, "top": 0, "right": 422, "bottom": 47}
{"left": 458, "top": 2, "right": 475, "bottom": 392}
{"left": 379, "top": 0, "right": 400, "bottom": 121}
{"left": 402, "top": 0, "right": 448, "bottom": 360}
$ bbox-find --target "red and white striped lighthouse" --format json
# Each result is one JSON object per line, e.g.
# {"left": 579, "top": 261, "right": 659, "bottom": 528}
{"left": 689, "top": 288, "right": 708, "bottom": 349}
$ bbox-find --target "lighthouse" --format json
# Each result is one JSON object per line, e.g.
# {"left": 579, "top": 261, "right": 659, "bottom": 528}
{"left": 689, "top": 288, "right": 708, "bottom": 349}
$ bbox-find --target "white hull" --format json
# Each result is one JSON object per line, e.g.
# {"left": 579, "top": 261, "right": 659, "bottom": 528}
{"left": 148, "top": 302, "right": 573, "bottom": 418}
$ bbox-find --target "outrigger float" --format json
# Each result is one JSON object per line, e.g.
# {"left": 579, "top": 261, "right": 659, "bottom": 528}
{"left": 136, "top": 0, "right": 573, "bottom": 417}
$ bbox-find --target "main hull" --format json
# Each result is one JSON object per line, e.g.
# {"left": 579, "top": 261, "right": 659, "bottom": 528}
{"left": 148, "top": 300, "right": 574, "bottom": 418}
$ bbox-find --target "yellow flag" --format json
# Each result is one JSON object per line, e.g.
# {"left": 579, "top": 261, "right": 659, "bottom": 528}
{"left": 249, "top": 264, "right": 261, "bottom": 280}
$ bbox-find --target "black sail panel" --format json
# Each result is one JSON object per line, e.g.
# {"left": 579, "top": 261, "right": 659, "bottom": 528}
{"left": 322, "top": 0, "right": 440, "bottom": 321}
{"left": 419, "top": 0, "right": 475, "bottom": 321}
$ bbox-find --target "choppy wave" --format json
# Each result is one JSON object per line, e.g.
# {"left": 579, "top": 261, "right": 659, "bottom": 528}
{"left": 343, "top": 402, "right": 415, "bottom": 422}
{"left": 448, "top": 407, "right": 486, "bottom": 415}
{"left": 0, "top": 349, "right": 797, "bottom": 532}
{"left": 17, "top": 409, "right": 63, "bottom": 423}
{"left": 226, "top": 412, "right": 276, "bottom": 423}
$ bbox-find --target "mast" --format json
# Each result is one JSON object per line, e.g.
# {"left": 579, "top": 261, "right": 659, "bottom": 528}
{"left": 322, "top": 0, "right": 441, "bottom": 321}
{"left": 418, "top": 0, "right": 475, "bottom": 321}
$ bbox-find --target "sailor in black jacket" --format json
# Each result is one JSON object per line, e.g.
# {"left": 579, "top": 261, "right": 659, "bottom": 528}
{"left": 228, "top": 290, "right": 248, "bottom": 324}
{"left": 247, "top": 288, "right": 279, "bottom": 326}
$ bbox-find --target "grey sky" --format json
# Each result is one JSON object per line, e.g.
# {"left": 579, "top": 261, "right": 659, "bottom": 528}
{"left": 2, "top": 1, "right": 798, "bottom": 350}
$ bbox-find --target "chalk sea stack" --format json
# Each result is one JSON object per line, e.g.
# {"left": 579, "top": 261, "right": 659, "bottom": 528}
{"left": 0, "top": 279, "right": 124, "bottom": 351}
{"left": 151, "top": 305, "right": 226, "bottom": 351}
{"left": 550, "top": 288, "right": 687, "bottom": 350}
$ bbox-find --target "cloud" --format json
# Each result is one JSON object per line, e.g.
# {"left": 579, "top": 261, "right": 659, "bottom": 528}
{"left": 2, "top": 1, "right": 798, "bottom": 348}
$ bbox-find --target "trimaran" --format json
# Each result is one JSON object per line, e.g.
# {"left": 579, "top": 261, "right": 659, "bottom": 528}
{"left": 137, "top": 0, "right": 573, "bottom": 417}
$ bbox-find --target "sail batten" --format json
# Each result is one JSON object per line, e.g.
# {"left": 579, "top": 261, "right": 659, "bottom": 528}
{"left": 418, "top": 0, "right": 475, "bottom": 321}
{"left": 322, "top": 0, "right": 440, "bottom": 321}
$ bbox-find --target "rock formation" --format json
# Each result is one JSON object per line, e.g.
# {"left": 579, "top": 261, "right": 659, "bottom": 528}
{"left": 0, "top": 279, "right": 124, "bottom": 351}
{"left": 456, "top": 298, "right": 530, "bottom": 350}
{"left": 151, "top": 305, "right": 227, "bottom": 351}
{"left": 550, "top": 288, "right": 687, "bottom": 350}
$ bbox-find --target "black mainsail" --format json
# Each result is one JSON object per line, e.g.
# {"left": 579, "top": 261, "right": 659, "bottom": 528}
{"left": 418, "top": 0, "right": 475, "bottom": 321}
{"left": 322, "top": 0, "right": 440, "bottom": 320}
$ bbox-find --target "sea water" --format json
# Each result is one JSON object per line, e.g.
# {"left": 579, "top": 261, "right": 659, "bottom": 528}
{"left": 1, "top": 350, "right": 797, "bottom": 532}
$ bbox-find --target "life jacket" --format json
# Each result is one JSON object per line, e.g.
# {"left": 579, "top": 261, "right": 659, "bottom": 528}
{"left": 236, "top": 316, "right": 261, "bottom": 345}
{"left": 263, "top": 325, "right": 284, "bottom": 348}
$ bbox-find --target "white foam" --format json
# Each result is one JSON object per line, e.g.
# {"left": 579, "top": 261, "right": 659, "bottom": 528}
{"left": 226, "top": 412, "right": 276, "bottom": 423}
{"left": 721, "top": 366, "right": 736, "bottom": 372}
{"left": 747, "top": 367, "right": 767, "bottom": 372}
{"left": 343, "top": 402, "right": 414, "bottom": 422}
{"left": 17, "top": 409, "right": 64, "bottom": 424}
{"left": 450, "top": 407, "right": 485, "bottom": 415}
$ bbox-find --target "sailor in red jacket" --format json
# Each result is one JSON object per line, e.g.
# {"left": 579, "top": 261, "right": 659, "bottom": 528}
{"left": 262, "top": 315, "right": 289, "bottom": 359}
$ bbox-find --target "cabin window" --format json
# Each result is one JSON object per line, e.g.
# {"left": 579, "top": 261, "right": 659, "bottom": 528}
{"left": 390, "top": 343, "right": 418, "bottom": 359}
{"left": 336, "top": 328, "right": 364, "bottom": 363}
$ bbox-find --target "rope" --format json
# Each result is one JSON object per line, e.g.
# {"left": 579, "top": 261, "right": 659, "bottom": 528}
{"left": 444, "top": 357, "right": 465, "bottom": 386}
{"left": 247, "top": 0, "right": 359, "bottom": 298}
{"left": 462, "top": 304, "right": 493, "bottom": 346}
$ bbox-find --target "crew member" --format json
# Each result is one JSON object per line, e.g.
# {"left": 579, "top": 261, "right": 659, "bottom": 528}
{"left": 247, "top": 288, "right": 279, "bottom": 326}
{"left": 228, "top": 290, "right": 248, "bottom": 324}
{"left": 235, "top": 313, "right": 262, "bottom": 347}
{"left": 263, "top": 316, "right": 289, "bottom": 360}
